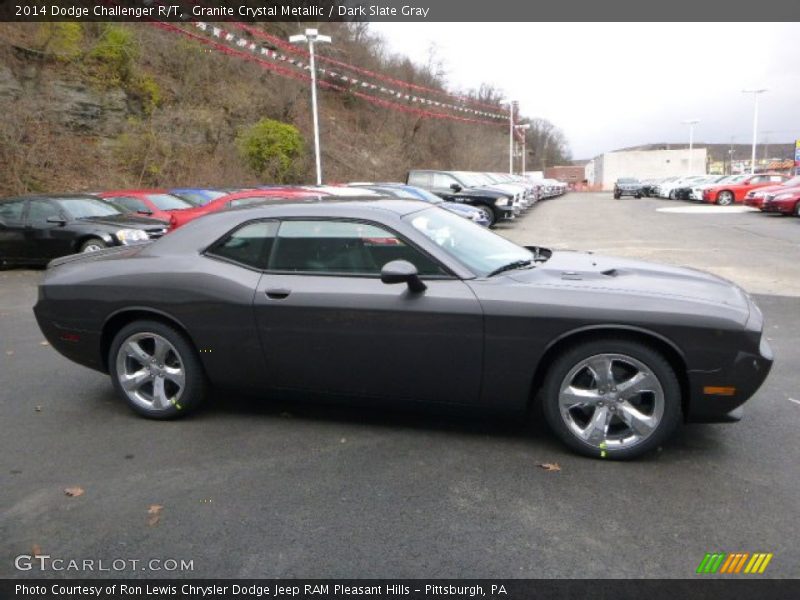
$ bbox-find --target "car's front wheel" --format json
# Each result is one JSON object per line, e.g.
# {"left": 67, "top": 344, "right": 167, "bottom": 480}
{"left": 80, "top": 238, "right": 106, "bottom": 253}
{"left": 541, "top": 339, "right": 681, "bottom": 459}
{"left": 716, "top": 191, "right": 734, "bottom": 206}
{"left": 476, "top": 204, "right": 497, "bottom": 227}
{"left": 109, "top": 320, "right": 207, "bottom": 419}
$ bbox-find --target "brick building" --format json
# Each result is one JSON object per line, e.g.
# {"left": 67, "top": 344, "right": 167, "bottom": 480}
{"left": 544, "top": 165, "right": 586, "bottom": 184}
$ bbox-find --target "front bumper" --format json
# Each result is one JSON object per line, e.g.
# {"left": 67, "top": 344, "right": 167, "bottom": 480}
{"left": 685, "top": 336, "right": 773, "bottom": 423}
{"left": 762, "top": 201, "right": 794, "bottom": 214}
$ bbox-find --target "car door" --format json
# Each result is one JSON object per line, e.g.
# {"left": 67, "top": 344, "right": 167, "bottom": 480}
{"left": 0, "top": 199, "right": 28, "bottom": 264}
{"left": 24, "top": 199, "right": 76, "bottom": 261}
{"left": 253, "top": 218, "right": 484, "bottom": 404}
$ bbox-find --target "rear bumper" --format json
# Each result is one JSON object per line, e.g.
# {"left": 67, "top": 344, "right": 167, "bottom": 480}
{"left": 685, "top": 336, "right": 773, "bottom": 423}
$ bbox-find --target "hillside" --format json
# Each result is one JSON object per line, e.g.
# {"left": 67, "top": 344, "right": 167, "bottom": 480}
{"left": 0, "top": 22, "right": 571, "bottom": 196}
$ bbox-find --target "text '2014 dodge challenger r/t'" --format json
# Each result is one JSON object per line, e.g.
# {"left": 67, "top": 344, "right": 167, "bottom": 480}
{"left": 34, "top": 199, "right": 773, "bottom": 459}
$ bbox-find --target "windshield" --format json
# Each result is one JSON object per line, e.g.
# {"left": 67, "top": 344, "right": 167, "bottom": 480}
{"left": 781, "top": 176, "right": 800, "bottom": 187}
{"left": 56, "top": 197, "right": 123, "bottom": 219}
{"left": 454, "top": 172, "right": 486, "bottom": 187}
{"left": 401, "top": 186, "right": 444, "bottom": 203}
{"left": 146, "top": 193, "right": 193, "bottom": 210}
{"left": 406, "top": 207, "right": 533, "bottom": 277}
{"left": 173, "top": 190, "right": 226, "bottom": 205}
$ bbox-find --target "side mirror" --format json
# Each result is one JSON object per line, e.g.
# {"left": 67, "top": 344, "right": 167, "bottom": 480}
{"left": 46, "top": 216, "right": 67, "bottom": 226}
{"left": 449, "top": 183, "right": 462, "bottom": 192}
{"left": 381, "top": 260, "right": 426, "bottom": 293}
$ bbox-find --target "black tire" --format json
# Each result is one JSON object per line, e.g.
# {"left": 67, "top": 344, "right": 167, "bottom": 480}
{"left": 476, "top": 204, "right": 497, "bottom": 227}
{"left": 540, "top": 338, "right": 682, "bottom": 460}
{"left": 108, "top": 320, "right": 207, "bottom": 419}
{"left": 613, "top": 193, "right": 621, "bottom": 199}
{"left": 635, "top": 193, "right": 642, "bottom": 199}
{"left": 795, "top": 202, "right": 800, "bottom": 217}
{"left": 79, "top": 238, "right": 106, "bottom": 253}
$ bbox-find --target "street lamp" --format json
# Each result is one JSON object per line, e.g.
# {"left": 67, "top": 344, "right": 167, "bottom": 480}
{"left": 515, "top": 123, "right": 531, "bottom": 175}
{"left": 742, "top": 88, "right": 767, "bottom": 175}
{"left": 502, "top": 100, "right": 517, "bottom": 175}
{"left": 681, "top": 119, "right": 700, "bottom": 175}
{"left": 289, "top": 28, "right": 331, "bottom": 186}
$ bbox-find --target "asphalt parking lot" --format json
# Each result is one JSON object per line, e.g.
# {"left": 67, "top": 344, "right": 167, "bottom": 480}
{"left": 1, "top": 192, "right": 798, "bottom": 579}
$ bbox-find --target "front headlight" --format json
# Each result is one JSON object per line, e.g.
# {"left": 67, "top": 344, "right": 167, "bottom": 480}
{"left": 495, "top": 197, "right": 509, "bottom": 206}
{"left": 116, "top": 228, "right": 149, "bottom": 244}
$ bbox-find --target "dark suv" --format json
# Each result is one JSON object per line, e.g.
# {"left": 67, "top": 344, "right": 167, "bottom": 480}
{"left": 406, "top": 170, "right": 515, "bottom": 226}
{"left": 613, "top": 178, "right": 643, "bottom": 199}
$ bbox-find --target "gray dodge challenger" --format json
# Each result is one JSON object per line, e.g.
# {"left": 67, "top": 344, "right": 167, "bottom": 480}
{"left": 34, "top": 199, "right": 773, "bottom": 459}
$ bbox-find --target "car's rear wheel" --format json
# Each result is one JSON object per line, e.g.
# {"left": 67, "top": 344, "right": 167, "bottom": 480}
{"left": 716, "top": 191, "right": 734, "bottom": 206}
{"left": 109, "top": 320, "right": 207, "bottom": 419}
{"left": 476, "top": 204, "right": 496, "bottom": 227}
{"left": 80, "top": 238, "right": 106, "bottom": 253}
{"left": 541, "top": 339, "right": 681, "bottom": 459}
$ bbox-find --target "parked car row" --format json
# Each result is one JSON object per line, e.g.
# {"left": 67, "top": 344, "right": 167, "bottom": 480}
{"left": 406, "top": 170, "right": 566, "bottom": 226}
{"left": 0, "top": 174, "right": 568, "bottom": 267}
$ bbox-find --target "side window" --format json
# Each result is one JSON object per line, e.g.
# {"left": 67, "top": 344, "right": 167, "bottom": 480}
{"left": 770, "top": 175, "right": 785, "bottom": 182}
{"left": 408, "top": 172, "right": 431, "bottom": 188}
{"left": 109, "top": 197, "right": 148, "bottom": 213}
{"left": 27, "top": 199, "right": 62, "bottom": 225}
{"left": 0, "top": 200, "right": 25, "bottom": 226}
{"left": 270, "top": 220, "right": 448, "bottom": 276}
{"left": 432, "top": 173, "right": 458, "bottom": 189}
{"left": 206, "top": 221, "right": 278, "bottom": 269}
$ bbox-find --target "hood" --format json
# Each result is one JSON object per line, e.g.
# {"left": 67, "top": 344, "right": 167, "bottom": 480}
{"left": 79, "top": 214, "right": 169, "bottom": 229}
{"left": 751, "top": 183, "right": 796, "bottom": 197}
{"left": 506, "top": 250, "right": 750, "bottom": 318}
{"left": 458, "top": 187, "right": 508, "bottom": 200}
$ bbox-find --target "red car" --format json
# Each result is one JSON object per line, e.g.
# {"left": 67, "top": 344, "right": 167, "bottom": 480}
{"left": 743, "top": 176, "right": 800, "bottom": 209}
{"left": 760, "top": 185, "right": 800, "bottom": 217}
{"left": 702, "top": 173, "right": 789, "bottom": 205}
{"left": 168, "top": 188, "right": 321, "bottom": 229}
{"left": 98, "top": 189, "right": 195, "bottom": 222}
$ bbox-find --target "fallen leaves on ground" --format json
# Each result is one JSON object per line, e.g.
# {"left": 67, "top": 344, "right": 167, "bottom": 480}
{"left": 538, "top": 463, "right": 561, "bottom": 472}
{"left": 64, "top": 486, "right": 84, "bottom": 497}
{"left": 147, "top": 504, "right": 163, "bottom": 527}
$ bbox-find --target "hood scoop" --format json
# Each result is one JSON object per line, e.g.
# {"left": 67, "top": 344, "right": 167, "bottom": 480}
{"left": 561, "top": 268, "right": 621, "bottom": 281}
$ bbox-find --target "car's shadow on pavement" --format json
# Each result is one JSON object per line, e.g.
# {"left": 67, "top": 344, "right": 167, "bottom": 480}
{"left": 163, "top": 387, "right": 731, "bottom": 463}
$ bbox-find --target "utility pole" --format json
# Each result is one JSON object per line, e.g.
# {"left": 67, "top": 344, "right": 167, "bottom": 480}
{"left": 742, "top": 88, "right": 767, "bottom": 175}
{"left": 289, "top": 29, "right": 331, "bottom": 186}
{"left": 682, "top": 119, "right": 700, "bottom": 175}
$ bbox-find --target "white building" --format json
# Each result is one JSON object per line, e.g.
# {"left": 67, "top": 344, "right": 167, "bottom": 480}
{"left": 592, "top": 148, "right": 707, "bottom": 190}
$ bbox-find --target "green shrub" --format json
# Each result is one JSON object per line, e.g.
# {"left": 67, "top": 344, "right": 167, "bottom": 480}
{"left": 89, "top": 25, "right": 138, "bottom": 83}
{"left": 134, "top": 74, "right": 162, "bottom": 115}
{"left": 236, "top": 118, "right": 305, "bottom": 182}
{"left": 38, "top": 23, "right": 83, "bottom": 60}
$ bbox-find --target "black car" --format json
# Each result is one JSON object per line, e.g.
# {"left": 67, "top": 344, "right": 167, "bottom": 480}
{"left": 34, "top": 199, "right": 772, "bottom": 460}
{"left": 613, "top": 178, "right": 643, "bottom": 199}
{"left": 406, "top": 170, "right": 515, "bottom": 226}
{"left": 0, "top": 194, "right": 169, "bottom": 267}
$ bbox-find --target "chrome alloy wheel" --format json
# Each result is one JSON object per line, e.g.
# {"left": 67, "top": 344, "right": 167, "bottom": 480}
{"left": 82, "top": 242, "right": 105, "bottom": 252}
{"left": 115, "top": 332, "right": 186, "bottom": 411}
{"left": 717, "top": 191, "right": 734, "bottom": 206}
{"left": 558, "top": 353, "right": 664, "bottom": 450}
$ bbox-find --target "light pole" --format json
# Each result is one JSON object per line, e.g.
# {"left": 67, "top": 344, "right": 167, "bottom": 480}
{"left": 502, "top": 100, "right": 517, "bottom": 175}
{"left": 515, "top": 123, "right": 531, "bottom": 175}
{"left": 289, "top": 28, "right": 331, "bottom": 186}
{"left": 742, "top": 88, "right": 767, "bottom": 175}
{"left": 681, "top": 119, "right": 700, "bottom": 175}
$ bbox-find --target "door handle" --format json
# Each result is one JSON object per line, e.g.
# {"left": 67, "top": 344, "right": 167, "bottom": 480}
{"left": 265, "top": 288, "right": 291, "bottom": 300}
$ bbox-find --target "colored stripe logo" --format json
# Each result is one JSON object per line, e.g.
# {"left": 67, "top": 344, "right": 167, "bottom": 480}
{"left": 696, "top": 552, "right": 773, "bottom": 574}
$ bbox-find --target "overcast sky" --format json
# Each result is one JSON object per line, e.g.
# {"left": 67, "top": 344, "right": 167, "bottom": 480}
{"left": 369, "top": 23, "right": 800, "bottom": 159}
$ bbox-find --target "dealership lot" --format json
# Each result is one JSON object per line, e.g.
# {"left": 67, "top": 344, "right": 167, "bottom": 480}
{"left": 1, "top": 192, "right": 798, "bottom": 578}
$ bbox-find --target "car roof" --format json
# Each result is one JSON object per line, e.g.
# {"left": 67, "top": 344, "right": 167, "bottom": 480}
{"left": 0, "top": 193, "right": 99, "bottom": 202}
{"left": 99, "top": 189, "right": 168, "bottom": 195}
